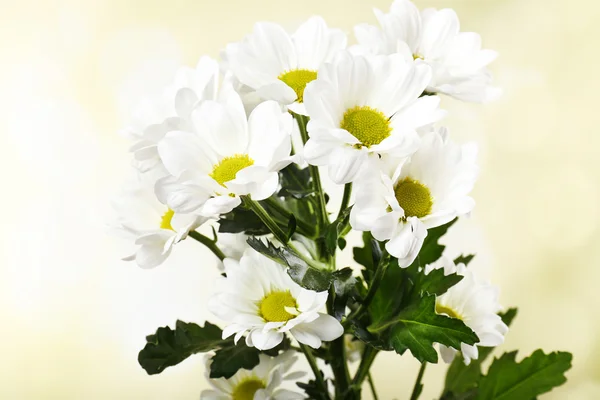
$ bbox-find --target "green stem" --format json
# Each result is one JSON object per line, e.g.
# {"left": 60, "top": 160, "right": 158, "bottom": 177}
{"left": 294, "top": 113, "right": 329, "bottom": 234}
{"left": 243, "top": 197, "right": 288, "bottom": 244}
{"left": 352, "top": 346, "right": 379, "bottom": 387}
{"left": 263, "top": 197, "right": 317, "bottom": 238}
{"left": 244, "top": 196, "right": 326, "bottom": 268}
{"left": 343, "top": 252, "right": 390, "bottom": 328}
{"left": 409, "top": 363, "right": 427, "bottom": 400}
{"left": 367, "top": 372, "right": 379, "bottom": 400}
{"left": 338, "top": 183, "right": 353, "bottom": 218}
{"left": 299, "top": 343, "right": 330, "bottom": 399}
{"left": 188, "top": 231, "right": 225, "bottom": 261}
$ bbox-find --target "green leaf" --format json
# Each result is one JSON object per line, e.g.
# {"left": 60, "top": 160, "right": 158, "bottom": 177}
{"left": 353, "top": 232, "right": 382, "bottom": 272}
{"left": 297, "top": 376, "right": 329, "bottom": 400}
{"left": 218, "top": 208, "right": 269, "bottom": 235}
{"left": 278, "top": 163, "right": 313, "bottom": 199}
{"left": 368, "top": 258, "right": 407, "bottom": 328}
{"left": 332, "top": 267, "right": 356, "bottom": 320}
{"left": 138, "top": 321, "right": 225, "bottom": 375}
{"left": 454, "top": 254, "right": 475, "bottom": 266}
{"left": 246, "top": 237, "right": 332, "bottom": 292}
{"left": 324, "top": 207, "right": 351, "bottom": 256}
{"left": 414, "top": 267, "right": 463, "bottom": 298}
{"left": 477, "top": 350, "right": 572, "bottom": 400}
{"left": 209, "top": 336, "right": 291, "bottom": 380}
{"left": 210, "top": 341, "right": 260, "bottom": 379}
{"left": 443, "top": 308, "right": 518, "bottom": 396}
{"left": 286, "top": 214, "right": 297, "bottom": 241}
{"left": 378, "top": 294, "right": 479, "bottom": 363}
{"left": 350, "top": 320, "right": 392, "bottom": 351}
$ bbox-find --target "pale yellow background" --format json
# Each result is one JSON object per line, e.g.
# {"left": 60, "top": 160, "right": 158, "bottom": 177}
{"left": 1, "top": 0, "right": 599, "bottom": 398}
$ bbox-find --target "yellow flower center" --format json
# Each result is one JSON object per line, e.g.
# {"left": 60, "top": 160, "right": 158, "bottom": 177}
{"left": 436, "top": 304, "right": 463, "bottom": 320}
{"left": 259, "top": 290, "right": 297, "bottom": 322}
{"left": 278, "top": 69, "right": 317, "bottom": 103}
{"left": 160, "top": 209, "right": 175, "bottom": 231}
{"left": 394, "top": 177, "right": 433, "bottom": 219}
{"left": 210, "top": 154, "right": 254, "bottom": 187}
{"left": 231, "top": 377, "right": 266, "bottom": 400}
{"left": 413, "top": 53, "right": 424, "bottom": 60}
{"left": 340, "top": 106, "right": 391, "bottom": 148}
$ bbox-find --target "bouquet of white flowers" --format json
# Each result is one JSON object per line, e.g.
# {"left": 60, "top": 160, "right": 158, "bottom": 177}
{"left": 113, "top": 1, "right": 572, "bottom": 398}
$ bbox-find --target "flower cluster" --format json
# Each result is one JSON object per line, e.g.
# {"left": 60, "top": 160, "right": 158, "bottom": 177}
{"left": 115, "top": 1, "right": 572, "bottom": 399}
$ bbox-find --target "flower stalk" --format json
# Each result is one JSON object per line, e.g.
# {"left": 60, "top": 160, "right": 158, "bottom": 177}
{"left": 188, "top": 231, "right": 226, "bottom": 261}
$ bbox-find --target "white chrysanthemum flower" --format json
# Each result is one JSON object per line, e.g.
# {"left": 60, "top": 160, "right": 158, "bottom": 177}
{"left": 353, "top": 0, "right": 500, "bottom": 103}
{"left": 209, "top": 249, "right": 344, "bottom": 350}
{"left": 125, "top": 56, "right": 220, "bottom": 177}
{"left": 111, "top": 182, "right": 205, "bottom": 269}
{"left": 155, "top": 83, "right": 294, "bottom": 218}
{"left": 350, "top": 127, "right": 477, "bottom": 266}
{"left": 302, "top": 51, "right": 445, "bottom": 184}
{"left": 424, "top": 257, "right": 508, "bottom": 364}
{"left": 224, "top": 16, "right": 347, "bottom": 115}
{"left": 201, "top": 351, "right": 305, "bottom": 400}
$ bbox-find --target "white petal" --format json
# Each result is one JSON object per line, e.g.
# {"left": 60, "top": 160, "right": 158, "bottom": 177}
{"left": 385, "top": 219, "right": 427, "bottom": 267}
{"left": 226, "top": 166, "right": 279, "bottom": 200}
{"left": 157, "top": 130, "right": 215, "bottom": 177}
{"left": 192, "top": 94, "right": 248, "bottom": 156}
{"left": 247, "top": 101, "right": 293, "bottom": 167}
{"left": 200, "top": 195, "right": 241, "bottom": 217}
{"left": 390, "top": 95, "right": 445, "bottom": 132}
{"left": 154, "top": 176, "right": 211, "bottom": 214}
{"left": 326, "top": 147, "right": 369, "bottom": 184}
{"left": 419, "top": 8, "right": 460, "bottom": 57}
{"left": 250, "top": 329, "right": 284, "bottom": 350}
{"left": 293, "top": 16, "right": 347, "bottom": 70}
{"left": 255, "top": 81, "right": 297, "bottom": 105}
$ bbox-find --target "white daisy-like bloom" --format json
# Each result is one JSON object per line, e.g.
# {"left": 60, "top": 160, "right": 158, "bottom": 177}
{"left": 353, "top": 0, "right": 500, "bottom": 103}
{"left": 155, "top": 82, "right": 294, "bottom": 218}
{"left": 201, "top": 351, "right": 305, "bottom": 400}
{"left": 424, "top": 257, "right": 508, "bottom": 364}
{"left": 350, "top": 127, "right": 478, "bottom": 266}
{"left": 111, "top": 182, "right": 206, "bottom": 269}
{"left": 125, "top": 56, "right": 220, "bottom": 177}
{"left": 209, "top": 249, "right": 344, "bottom": 350}
{"left": 224, "top": 16, "right": 347, "bottom": 115}
{"left": 302, "top": 51, "right": 445, "bottom": 184}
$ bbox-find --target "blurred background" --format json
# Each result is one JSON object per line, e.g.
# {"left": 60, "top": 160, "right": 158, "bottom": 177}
{"left": 1, "top": 0, "right": 599, "bottom": 398}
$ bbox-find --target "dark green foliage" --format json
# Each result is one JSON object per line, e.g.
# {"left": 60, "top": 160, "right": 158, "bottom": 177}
{"left": 138, "top": 321, "right": 224, "bottom": 375}
{"left": 384, "top": 295, "right": 479, "bottom": 363}
{"left": 218, "top": 208, "right": 269, "bottom": 235}
{"left": 209, "top": 341, "right": 259, "bottom": 379}
{"left": 324, "top": 207, "right": 351, "bottom": 256}
{"left": 477, "top": 350, "right": 572, "bottom": 400}
{"left": 247, "top": 237, "right": 332, "bottom": 291}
